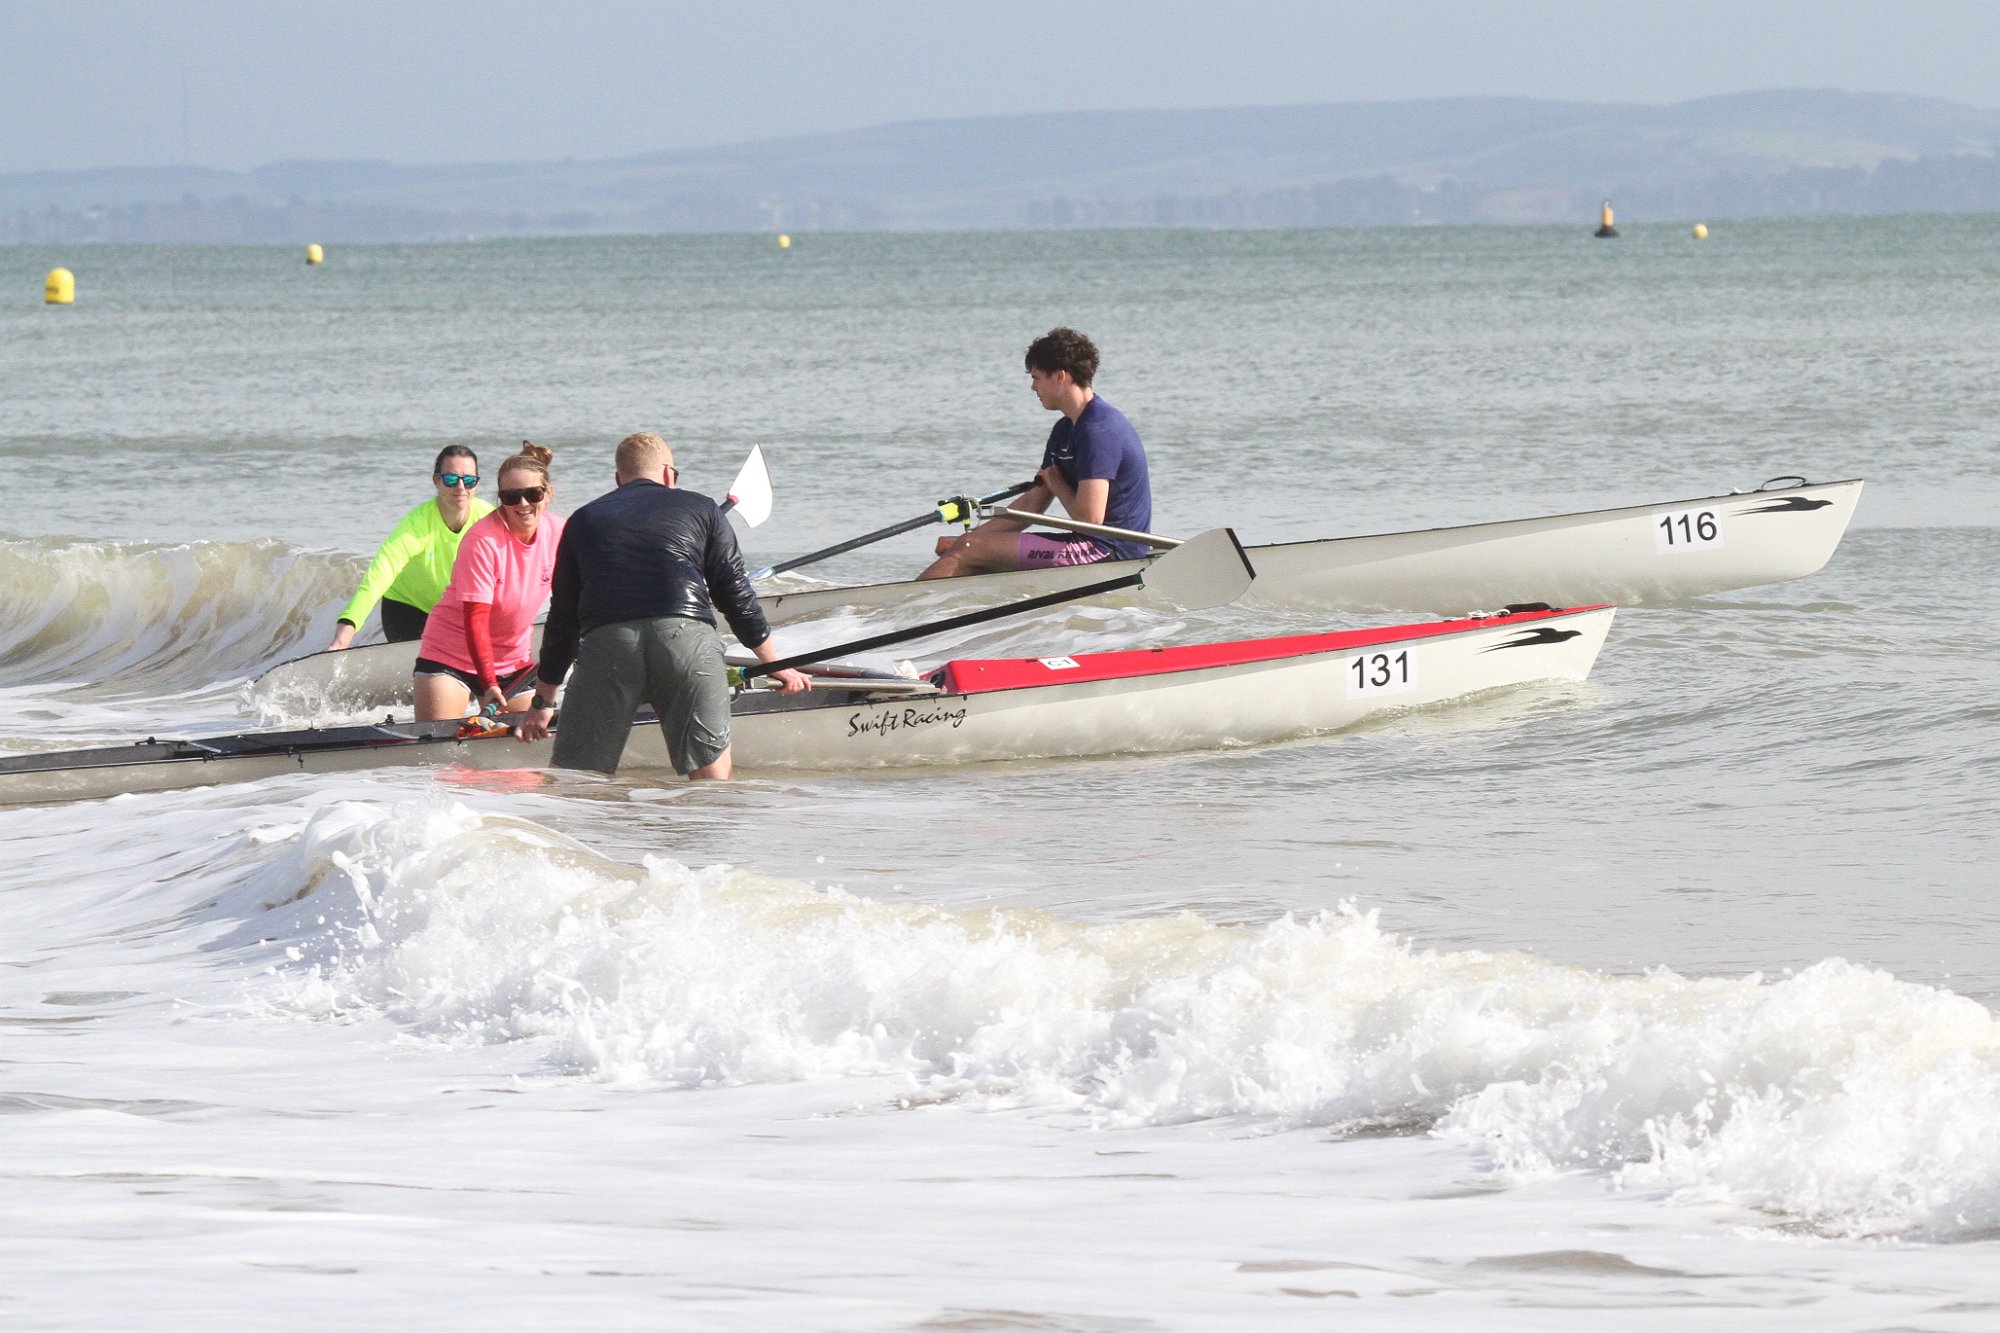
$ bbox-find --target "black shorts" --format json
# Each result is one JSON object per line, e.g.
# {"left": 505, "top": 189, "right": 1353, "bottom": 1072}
{"left": 379, "top": 598, "right": 429, "bottom": 643}
{"left": 412, "top": 657, "right": 538, "bottom": 699}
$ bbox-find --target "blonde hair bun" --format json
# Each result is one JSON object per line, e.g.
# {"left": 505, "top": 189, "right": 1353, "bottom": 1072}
{"left": 499, "top": 440, "right": 554, "bottom": 483}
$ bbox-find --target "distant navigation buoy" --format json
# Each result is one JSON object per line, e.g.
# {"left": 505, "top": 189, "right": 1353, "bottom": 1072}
{"left": 1594, "top": 201, "right": 1619, "bottom": 239}
{"left": 44, "top": 268, "right": 74, "bottom": 304}
{"left": 1692, "top": 223, "right": 1709, "bottom": 240}
{"left": 777, "top": 234, "right": 791, "bottom": 249}
{"left": 305, "top": 243, "right": 324, "bottom": 265}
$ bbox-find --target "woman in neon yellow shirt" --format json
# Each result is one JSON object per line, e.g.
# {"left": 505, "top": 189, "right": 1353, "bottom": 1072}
{"left": 326, "top": 446, "right": 495, "bottom": 650}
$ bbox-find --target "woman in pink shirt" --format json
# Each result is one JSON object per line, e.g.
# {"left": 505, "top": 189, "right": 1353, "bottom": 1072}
{"left": 413, "top": 442, "right": 567, "bottom": 721}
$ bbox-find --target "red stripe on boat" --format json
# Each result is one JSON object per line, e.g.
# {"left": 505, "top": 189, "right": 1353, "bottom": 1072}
{"left": 933, "top": 606, "right": 1603, "bottom": 695}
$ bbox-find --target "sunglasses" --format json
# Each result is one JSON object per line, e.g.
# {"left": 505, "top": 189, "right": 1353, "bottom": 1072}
{"left": 499, "top": 485, "right": 547, "bottom": 506}
{"left": 437, "top": 473, "right": 480, "bottom": 488}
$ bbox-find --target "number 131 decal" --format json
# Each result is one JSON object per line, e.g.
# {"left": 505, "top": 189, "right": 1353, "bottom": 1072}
{"left": 1347, "top": 649, "right": 1418, "bottom": 697}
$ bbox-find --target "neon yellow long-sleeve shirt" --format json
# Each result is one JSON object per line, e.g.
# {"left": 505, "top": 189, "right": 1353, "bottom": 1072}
{"left": 337, "top": 497, "right": 495, "bottom": 626}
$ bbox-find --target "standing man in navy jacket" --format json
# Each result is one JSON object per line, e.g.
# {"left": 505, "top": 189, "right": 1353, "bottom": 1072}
{"left": 921, "top": 327, "right": 1153, "bottom": 579}
{"left": 517, "top": 432, "right": 810, "bottom": 779}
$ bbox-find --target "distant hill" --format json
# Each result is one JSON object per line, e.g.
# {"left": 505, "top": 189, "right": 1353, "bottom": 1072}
{"left": 8, "top": 89, "right": 2000, "bottom": 242}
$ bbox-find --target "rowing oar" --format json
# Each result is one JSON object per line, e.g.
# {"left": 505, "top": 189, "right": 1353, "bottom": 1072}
{"left": 736, "top": 527, "right": 1256, "bottom": 682}
{"left": 716, "top": 445, "right": 772, "bottom": 526}
{"left": 749, "top": 479, "right": 1036, "bottom": 580}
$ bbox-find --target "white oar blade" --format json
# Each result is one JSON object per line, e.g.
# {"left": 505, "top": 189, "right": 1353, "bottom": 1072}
{"left": 726, "top": 445, "right": 773, "bottom": 528}
{"left": 1141, "top": 527, "right": 1255, "bottom": 609}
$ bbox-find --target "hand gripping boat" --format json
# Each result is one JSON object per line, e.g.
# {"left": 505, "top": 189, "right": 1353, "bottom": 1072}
{"left": 0, "top": 603, "right": 1613, "bottom": 807}
{"left": 246, "top": 476, "right": 1852, "bottom": 712}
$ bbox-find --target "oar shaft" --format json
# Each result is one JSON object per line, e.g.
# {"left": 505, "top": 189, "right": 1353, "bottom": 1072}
{"left": 758, "top": 514, "right": 936, "bottom": 576}
{"left": 987, "top": 506, "right": 1182, "bottom": 550}
{"left": 741, "top": 570, "right": 1145, "bottom": 679}
{"left": 756, "top": 479, "right": 1036, "bottom": 578}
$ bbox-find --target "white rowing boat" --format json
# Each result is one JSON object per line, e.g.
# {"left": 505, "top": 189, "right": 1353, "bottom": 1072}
{"left": 726, "top": 604, "right": 1613, "bottom": 770}
{"left": 3, "top": 606, "right": 1611, "bottom": 807}
{"left": 246, "top": 478, "right": 1852, "bottom": 711}
{"left": 761, "top": 476, "right": 1862, "bottom": 623}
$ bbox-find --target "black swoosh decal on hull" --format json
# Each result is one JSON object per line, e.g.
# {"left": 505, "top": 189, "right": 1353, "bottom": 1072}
{"left": 1740, "top": 497, "right": 1833, "bottom": 513}
{"left": 1484, "top": 627, "right": 1584, "bottom": 651}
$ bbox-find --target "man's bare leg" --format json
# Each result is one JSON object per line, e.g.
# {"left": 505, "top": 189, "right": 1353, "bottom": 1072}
{"left": 918, "top": 526, "right": 1023, "bottom": 580}
{"left": 689, "top": 746, "right": 734, "bottom": 781}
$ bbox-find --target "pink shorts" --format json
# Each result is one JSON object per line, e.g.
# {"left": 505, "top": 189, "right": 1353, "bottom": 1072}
{"left": 1017, "top": 533, "right": 1112, "bottom": 568}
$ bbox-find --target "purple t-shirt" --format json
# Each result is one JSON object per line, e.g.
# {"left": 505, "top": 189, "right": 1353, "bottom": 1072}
{"left": 1039, "top": 396, "right": 1153, "bottom": 560}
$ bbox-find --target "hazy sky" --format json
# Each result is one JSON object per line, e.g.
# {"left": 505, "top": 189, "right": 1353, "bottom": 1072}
{"left": 4, "top": 0, "right": 1998, "bottom": 175}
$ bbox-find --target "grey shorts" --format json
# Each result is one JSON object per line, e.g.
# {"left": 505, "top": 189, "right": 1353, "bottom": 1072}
{"left": 550, "top": 617, "right": 731, "bottom": 776}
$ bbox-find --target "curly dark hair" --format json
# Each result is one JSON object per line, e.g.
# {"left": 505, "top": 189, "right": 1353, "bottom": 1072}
{"left": 1024, "top": 327, "right": 1099, "bottom": 389}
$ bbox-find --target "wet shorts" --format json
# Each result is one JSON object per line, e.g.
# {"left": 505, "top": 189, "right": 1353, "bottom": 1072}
{"left": 1017, "top": 533, "right": 1113, "bottom": 568}
{"left": 550, "top": 617, "right": 731, "bottom": 777}
{"left": 412, "top": 657, "right": 538, "bottom": 699}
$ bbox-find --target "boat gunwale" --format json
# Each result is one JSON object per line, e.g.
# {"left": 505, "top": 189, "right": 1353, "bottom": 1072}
{"left": 1244, "top": 477, "right": 1863, "bottom": 555}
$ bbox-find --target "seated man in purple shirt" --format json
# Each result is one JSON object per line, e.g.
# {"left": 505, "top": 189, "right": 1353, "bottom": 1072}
{"left": 920, "top": 327, "right": 1153, "bottom": 578}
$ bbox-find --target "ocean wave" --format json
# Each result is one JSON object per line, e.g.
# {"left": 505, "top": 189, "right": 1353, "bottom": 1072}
{"left": 0, "top": 534, "right": 359, "bottom": 692}
{"left": 229, "top": 800, "right": 2000, "bottom": 1241}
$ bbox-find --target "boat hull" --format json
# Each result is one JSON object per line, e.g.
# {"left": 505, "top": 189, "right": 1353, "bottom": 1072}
{"left": 4, "top": 608, "right": 1612, "bottom": 805}
{"left": 722, "top": 607, "right": 1613, "bottom": 770}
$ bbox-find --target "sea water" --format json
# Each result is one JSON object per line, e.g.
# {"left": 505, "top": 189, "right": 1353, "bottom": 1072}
{"left": 2, "top": 219, "right": 1997, "bottom": 1328}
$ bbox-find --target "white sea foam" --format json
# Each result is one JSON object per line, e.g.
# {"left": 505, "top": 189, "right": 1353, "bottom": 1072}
{"left": 236, "top": 799, "right": 2000, "bottom": 1241}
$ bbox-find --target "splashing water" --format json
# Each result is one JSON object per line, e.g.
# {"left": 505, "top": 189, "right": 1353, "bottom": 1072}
{"left": 222, "top": 799, "right": 2000, "bottom": 1242}
{"left": 0, "top": 534, "right": 357, "bottom": 694}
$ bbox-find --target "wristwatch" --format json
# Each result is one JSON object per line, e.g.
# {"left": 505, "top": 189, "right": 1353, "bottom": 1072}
{"left": 530, "top": 693, "right": 556, "bottom": 711}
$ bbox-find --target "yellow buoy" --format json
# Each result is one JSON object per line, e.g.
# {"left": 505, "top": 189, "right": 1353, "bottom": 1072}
{"left": 45, "top": 267, "right": 75, "bottom": 304}
{"left": 1594, "top": 201, "right": 1619, "bottom": 239}
{"left": 1691, "top": 223, "right": 1709, "bottom": 240}
{"left": 777, "top": 234, "right": 791, "bottom": 249}
{"left": 305, "top": 243, "right": 324, "bottom": 265}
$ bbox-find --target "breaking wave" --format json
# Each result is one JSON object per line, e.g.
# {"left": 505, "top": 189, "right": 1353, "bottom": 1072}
{"left": 222, "top": 799, "right": 2000, "bottom": 1242}
{"left": 0, "top": 534, "right": 358, "bottom": 692}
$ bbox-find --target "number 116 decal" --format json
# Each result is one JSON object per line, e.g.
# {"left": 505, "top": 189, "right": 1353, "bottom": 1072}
{"left": 1655, "top": 507, "right": 1724, "bottom": 553}
{"left": 1347, "top": 648, "right": 1418, "bottom": 697}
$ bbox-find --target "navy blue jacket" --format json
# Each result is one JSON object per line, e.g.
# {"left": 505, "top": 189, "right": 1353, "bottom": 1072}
{"left": 538, "top": 480, "right": 770, "bottom": 684}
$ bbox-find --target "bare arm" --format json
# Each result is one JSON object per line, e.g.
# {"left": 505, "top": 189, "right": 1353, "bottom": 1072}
{"left": 1039, "top": 468, "right": 1110, "bottom": 527}
{"left": 749, "top": 636, "right": 812, "bottom": 694}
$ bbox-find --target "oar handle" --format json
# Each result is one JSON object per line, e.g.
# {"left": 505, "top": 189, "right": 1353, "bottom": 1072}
{"left": 752, "top": 479, "right": 1036, "bottom": 579}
